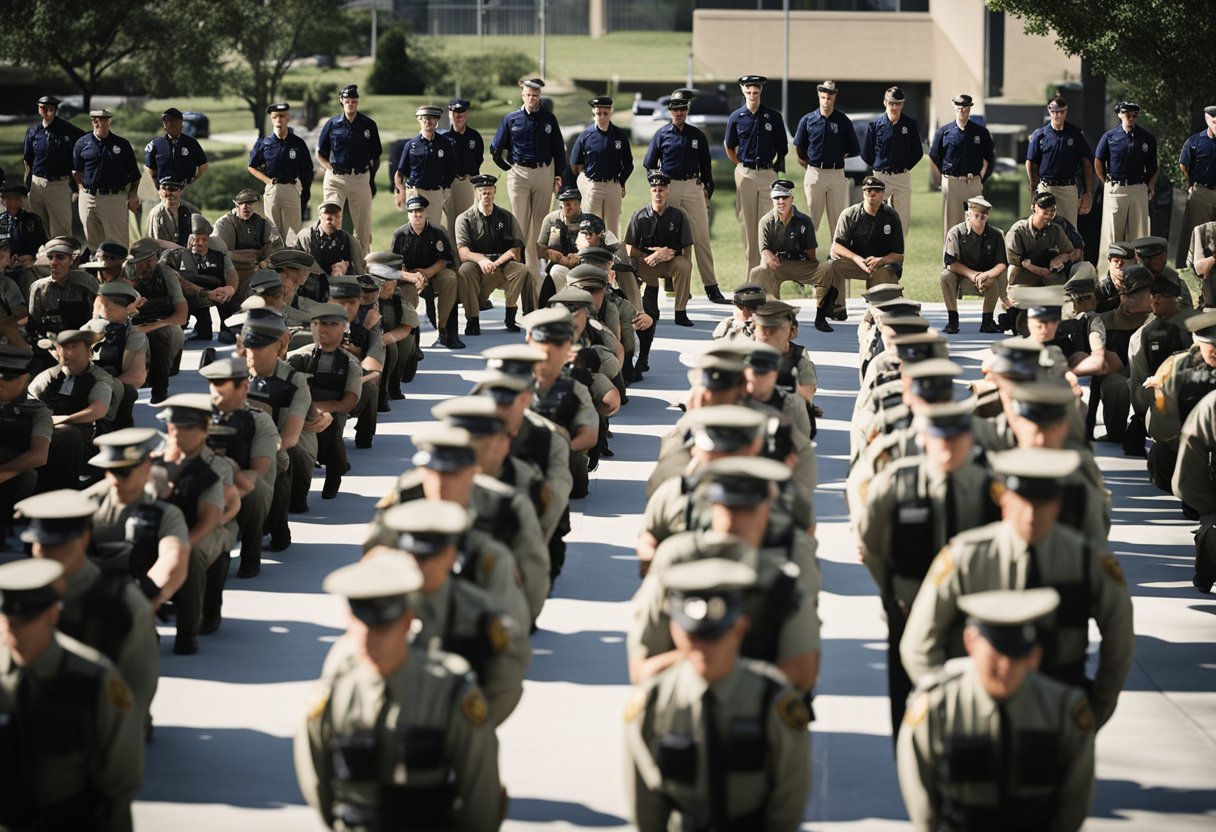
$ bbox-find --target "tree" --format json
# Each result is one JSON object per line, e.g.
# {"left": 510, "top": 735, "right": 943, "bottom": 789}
{"left": 0, "top": 0, "right": 220, "bottom": 112}
{"left": 987, "top": 0, "right": 1216, "bottom": 185}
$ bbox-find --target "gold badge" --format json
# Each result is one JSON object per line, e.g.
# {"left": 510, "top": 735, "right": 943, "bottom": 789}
{"left": 623, "top": 692, "right": 645, "bottom": 723}
{"left": 904, "top": 692, "right": 929, "bottom": 727}
{"left": 1072, "top": 698, "right": 1094, "bottom": 733}
{"left": 307, "top": 689, "right": 330, "bottom": 723}
{"left": 776, "top": 691, "right": 810, "bottom": 730}
{"left": 487, "top": 616, "right": 509, "bottom": 652}
{"left": 106, "top": 676, "right": 133, "bottom": 712}
{"left": 482, "top": 552, "right": 497, "bottom": 576}
{"left": 1100, "top": 555, "right": 1126, "bottom": 586}
{"left": 461, "top": 688, "right": 489, "bottom": 726}
{"left": 930, "top": 548, "right": 955, "bottom": 587}
{"left": 988, "top": 480, "right": 1006, "bottom": 505}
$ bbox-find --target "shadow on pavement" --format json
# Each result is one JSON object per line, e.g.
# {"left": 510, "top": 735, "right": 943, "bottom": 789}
{"left": 507, "top": 796, "right": 628, "bottom": 826}
{"left": 1093, "top": 778, "right": 1216, "bottom": 818}
{"left": 809, "top": 730, "right": 906, "bottom": 822}
{"left": 159, "top": 619, "right": 341, "bottom": 684}
{"left": 527, "top": 628, "right": 628, "bottom": 686}
{"left": 551, "top": 542, "right": 640, "bottom": 604}
{"left": 141, "top": 726, "right": 303, "bottom": 807}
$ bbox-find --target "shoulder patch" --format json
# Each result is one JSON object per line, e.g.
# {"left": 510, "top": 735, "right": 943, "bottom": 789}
{"left": 904, "top": 692, "right": 929, "bottom": 727}
{"left": 307, "top": 688, "right": 330, "bottom": 723}
{"left": 1072, "top": 698, "right": 1094, "bottom": 733}
{"left": 1100, "top": 554, "right": 1126, "bottom": 586}
{"left": 460, "top": 687, "right": 489, "bottom": 726}
{"left": 106, "top": 675, "right": 133, "bottom": 712}
{"left": 930, "top": 547, "right": 955, "bottom": 587}
{"left": 486, "top": 615, "right": 510, "bottom": 652}
{"left": 624, "top": 691, "right": 646, "bottom": 723}
{"left": 988, "top": 479, "right": 1006, "bottom": 506}
{"left": 776, "top": 690, "right": 810, "bottom": 730}
{"left": 481, "top": 551, "right": 497, "bottom": 576}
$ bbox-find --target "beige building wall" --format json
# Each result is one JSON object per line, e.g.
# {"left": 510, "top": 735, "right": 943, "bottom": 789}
{"left": 929, "top": 0, "right": 985, "bottom": 129}
{"left": 1002, "top": 17, "right": 1080, "bottom": 102}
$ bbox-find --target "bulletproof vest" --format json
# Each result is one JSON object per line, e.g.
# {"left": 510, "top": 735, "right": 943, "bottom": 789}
{"left": 439, "top": 601, "right": 500, "bottom": 685}
{"left": 498, "top": 459, "right": 545, "bottom": 525}
{"left": 348, "top": 322, "right": 371, "bottom": 357}
{"left": 471, "top": 487, "right": 521, "bottom": 548}
{"left": 42, "top": 369, "right": 96, "bottom": 417}
{"left": 0, "top": 399, "right": 35, "bottom": 452}
{"left": 167, "top": 455, "right": 220, "bottom": 527}
{"left": 514, "top": 420, "right": 553, "bottom": 476}
{"left": 775, "top": 342, "right": 806, "bottom": 395}
{"left": 296, "top": 273, "right": 329, "bottom": 303}
{"left": 249, "top": 370, "right": 298, "bottom": 425}
{"left": 326, "top": 675, "right": 460, "bottom": 831}
{"left": 39, "top": 281, "right": 92, "bottom": 335}
{"left": 58, "top": 568, "right": 135, "bottom": 664}
{"left": 1176, "top": 349, "right": 1216, "bottom": 424}
{"left": 209, "top": 408, "right": 258, "bottom": 470}
{"left": 0, "top": 651, "right": 104, "bottom": 830}
{"left": 890, "top": 466, "right": 1001, "bottom": 587}
{"left": 187, "top": 248, "right": 228, "bottom": 289}
{"left": 1143, "top": 321, "right": 1188, "bottom": 375}
{"left": 739, "top": 568, "right": 800, "bottom": 664}
{"left": 533, "top": 374, "right": 579, "bottom": 428}
{"left": 936, "top": 730, "right": 1059, "bottom": 832}
{"left": 123, "top": 502, "right": 164, "bottom": 589}
{"left": 94, "top": 321, "right": 128, "bottom": 375}
{"left": 309, "top": 227, "right": 352, "bottom": 275}
{"left": 378, "top": 292, "right": 405, "bottom": 331}
{"left": 1056, "top": 480, "right": 1088, "bottom": 535}
{"left": 133, "top": 267, "right": 173, "bottom": 323}
{"left": 1023, "top": 540, "right": 1092, "bottom": 689}
{"left": 304, "top": 347, "right": 350, "bottom": 402}
{"left": 171, "top": 204, "right": 193, "bottom": 246}
{"left": 1049, "top": 319, "right": 1087, "bottom": 358}
{"left": 1104, "top": 325, "right": 1135, "bottom": 366}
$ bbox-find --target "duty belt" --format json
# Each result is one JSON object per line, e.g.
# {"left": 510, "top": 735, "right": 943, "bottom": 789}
{"left": 739, "top": 161, "right": 772, "bottom": 170}
{"left": 331, "top": 166, "right": 368, "bottom": 175}
{"left": 810, "top": 162, "right": 844, "bottom": 169}
{"left": 876, "top": 168, "right": 908, "bottom": 175}
{"left": 270, "top": 177, "right": 298, "bottom": 185}
{"left": 514, "top": 159, "right": 550, "bottom": 169}
{"left": 1107, "top": 179, "right": 1143, "bottom": 187}
{"left": 84, "top": 187, "right": 125, "bottom": 195}
{"left": 33, "top": 174, "right": 68, "bottom": 182}
{"left": 1040, "top": 177, "right": 1076, "bottom": 186}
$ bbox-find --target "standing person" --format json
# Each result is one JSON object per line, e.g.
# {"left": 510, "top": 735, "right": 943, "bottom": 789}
{"left": 491, "top": 78, "right": 565, "bottom": 286}
{"left": 570, "top": 96, "right": 634, "bottom": 236}
{"left": 442, "top": 98, "right": 485, "bottom": 247}
{"left": 861, "top": 86, "right": 924, "bottom": 237}
{"left": 1025, "top": 95, "right": 1095, "bottom": 227}
{"left": 1095, "top": 102, "right": 1158, "bottom": 275}
{"left": 22, "top": 94, "right": 85, "bottom": 237}
{"left": 454, "top": 174, "right": 533, "bottom": 334}
{"left": 816, "top": 176, "right": 905, "bottom": 328}
{"left": 316, "top": 85, "right": 381, "bottom": 247}
{"left": 929, "top": 94, "right": 994, "bottom": 241}
{"left": 394, "top": 105, "right": 456, "bottom": 229}
{"left": 0, "top": 181, "right": 48, "bottom": 263}
{"left": 725, "top": 75, "right": 788, "bottom": 273}
{"left": 940, "top": 195, "right": 1007, "bottom": 334}
{"left": 897, "top": 589, "right": 1096, "bottom": 832}
{"left": 793, "top": 80, "right": 859, "bottom": 245}
{"left": 247, "top": 102, "right": 314, "bottom": 238}
{"left": 143, "top": 107, "right": 208, "bottom": 188}
{"left": 1178, "top": 105, "right": 1216, "bottom": 259}
{"left": 0, "top": 559, "right": 144, "bottom": 832}
{"left": 72, "top": 109, "right": 140, "bottom": 249}
{"left": 643, "top": 89, "right": 726, "bottom": 305}
{"left": 624, "top": 172, "right": 694, "bottom": 341}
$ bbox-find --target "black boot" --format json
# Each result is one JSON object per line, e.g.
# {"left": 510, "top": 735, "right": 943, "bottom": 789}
{"left": 189, "top": 312, "right": 213, "bottom": 341}
{"left": 943, "top": 310, "right": 960, "bottom": 334}
{"left": 674, "top": 310, "right": 693, "bottom": 327}
{"left": 636, "top": 327, "right": 654, "bottom": 376}
{"left": 504, "top": 307, "right": 520, "bottom": 333}
{"left": 422, "top": 287, "right": 437, "bottom": 330}
{"left": 441, "top": 308, "right": 465, "bottom": 349}
{"left": 663, "top": 276, "right": 674, "bottom": 295}
{"left": 704, "top": 284, "right": 730, "bottom": 304}
{"left": 322, "top": 467, "right": 342, "bottom": 500}
{"left": 465, "top": 317, "right": 481, "bottom": 336}
{"left": 815, "top": 287, "right": 837, "bottom": 332}
{"left": 979, "top": 313, "right": 999, "bottom": 333}
{"left": 623, "top": 350, "right": 635, "bottom": 385}
{"left": 199, "top": 347, "right": 216, "bottom": 368}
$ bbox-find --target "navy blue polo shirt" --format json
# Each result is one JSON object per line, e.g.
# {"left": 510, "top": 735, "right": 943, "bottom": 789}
{"left": 396, "top": 132, "right": 457, "bottom": 190}
{"left": 442, "top": 126, "right": 485, "bottom": 177}
{"left": 643, "top": 122, "right": 713, "bottom": 186}
{"left": 570, "top": 123, "right": 634, "bottom": 183}
{"left": 1026, "top": 122, "right": 1093, "bottom": 181}
{"left": 725, "top": 104, "right": 788, "bottom": 171}
{"left": 72, "top": 131, "right": 139, "bottom": 190}
{"left": 390, "top": 221, "right": 455, "bottom": 270}
{"left": 1095, "top": 125, "right": 1158, "bottom": 184}
{"left": 23, "top": 117, "right": 85, "bottom": 179}
{"left": 929, "top": 119, "right": 994, "bottom": 177}
{"left": 0, "top": 210, "right": 48, "bottom": 258}
{"left": 491, "top": 107, "right": 565, "bottom": 167}
{"left": 144, "top": 132, "right": 208, "bottom": 181}
{"left": 862, "top": 114, "right": 924, "bottom": 173}
{"left": 317, "top": 112, "right": 382, "bottom": 171}
{"left": 1179, "top": 129, "right": 1216, "bottom": 187}
{"left": 248, "top": 129, "right": 314, "bottom": 183}
{"left": 792, "top": 109, "right": 858, "bottom": 167}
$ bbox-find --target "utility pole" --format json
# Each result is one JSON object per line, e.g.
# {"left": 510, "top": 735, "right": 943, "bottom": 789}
{"left": 539, "top": 0, "right": 547, "bottom": 78}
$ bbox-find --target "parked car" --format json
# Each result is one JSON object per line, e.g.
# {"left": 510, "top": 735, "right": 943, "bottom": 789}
{"left": 630, "top": 88, "right": 737, "bottom": 158}
{"left": 182, "top": 111, "right": 209, "bottom": 139}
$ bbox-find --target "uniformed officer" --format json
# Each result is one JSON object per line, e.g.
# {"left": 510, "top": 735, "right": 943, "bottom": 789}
{"left": 938, "top": 195, "right": 1006, "bottom": 334}
{"left": 818, "top": 176, "right": 905, "bottom": 314}
{"left": 125, "top": 237, "right": 188, "bottom": 403}
{"left": 297, "top": 200, "right": 365, "bottom": 303}
{"left": 162, "top": 213, "right": 239, "bottom": 343}
{"left": 642, "top": 88, "right": 725, "bottom": 305}
{"left": 0, "top": 181, "right": 48, "bottom": 264}
{"left": 1189, "top": 219, "right": 1216, "bottom": 305}
{"left": 725, "top": 75, "right": 788, "bottom": 273}
{"left": 1096, "top": 102, "right": 1158, "bottom": 274}
{"left": 29, "top": 328, "right": 114, "bottom": 481}
{"left": 1133, "top": 234, "right": 1192, "bottom": 309}
{"left": 442, "top": 99, "right": 485, "bottom": 247}
{"left": 570, "top": 96, "right": 634, "bottom": 236}
{"left": 363, "top": 257, "right": 420, "bottom": 403}
{"left": 390, "top": 196, "right": 464, "bottom": 347}
{"left": 0, "top": 558, "right": 144, "bottom": 831}
{"left": 287, "top": 303, "right": 364, "bottom": 500}
{"left": 1144, "top": 310, "right": 1216, "bottom": 499}
{"left": 1094, "top": 241, "right": 1134, "bottom": 313}
{"left": 72, "top": 109, "right": 140, "bottom": 249}
{"left": 295, "top": 550, "right": 505, "bottom": 831}
{"left": 491, "top": 78, "right": 565, "bottom": 285}
{"left": 0, "top": 345, "right": 51, "bottom": 533}
{"left": 1004, "top": 191, "right": 1075, "bottom": 296}
{"left": 152, "top": 393, "right": 240, "bottom": 654}
{"left": 1025, "top": 95, "right": 1095, "bottom": 227}
{"left": 537, "top": 186, "right": 585, "bottom": 301}
{"left": 267, "top": 247, "right": 323, "bottom": 330}
{"left": 1173, "top": 382, "right": 1216, "bottom": 591}
{"left": 144, "top": 177, "right": 194, "bottom": 246}
{"left": 22, "top": 94, "right": 85, "bottom": 237}
{"left": 214, "top": 188, "right": 285, "bottom": 319}
{"left": 1092, "top": 265, "right": 1154, "bottom": 442}
{"left": 455, "top": 173, "right": 534, "bottom": 333}
{"left": 1129, "top": 277, "right": 1193, "bottom": 426}
{"left": 395, "top": 105, "right": 456, "bottom": 229}
{"left": 930, "top": 94, "right": 995, "bottom": 240}
{"left": 624, "top": 171, "right": 695, "bottom": 330}
{"left": 900, "top": 447, "right": 1135, "bottom": 728}
{"left": 327, "top": 278, "right": 383, "bottom": 450}
{"left": 316, "top": 85, "right": 381, "bottom": 247}
{"left": 645, "top": 396, "right": 757, "bottom": 504}
{"left": 862, "top": 86, "right": 925, "bottom": 236}
{"left": 897, "top": 588, "right": 1096, "bottom": 832}
{"left": 87, "top": 280, "right": 147, "bottom": 430}
{"left": 27, "top": 237, "right": 98, "bottom": 356}
{"left": 143, "top": 106, "right": 207, "bottom": 189}
{"left": 713, "top": 283, "right": 765, "bottom": 341}
{"left": 550, "top": 287, "right": 622, "bottom": 420}
{"left": 624, "top": 555, "right": 811, "bottom": 832}
{"left": 16, "top": 489, "right": 159, "bottom": 726}
{"left": 1055, "top": 273, "right": 1110, "bottom": 378}
{"left": 247, "top": 102, "right": 314, "bottom": 238}
{"left": 748, "top": 178, "right": 825, "bottom": 319}
{"left": 793, "top": 80, "right": 859, "bottom": 244}
{"left": 1178, "top": 105, "right": 1216, "bottom": 266}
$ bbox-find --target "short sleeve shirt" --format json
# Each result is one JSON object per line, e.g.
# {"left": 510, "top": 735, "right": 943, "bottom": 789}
{"left": 760, "top": 207, "right": 817, "bottom": 255}
{"left": 90, "top": 489, "right": 189, "bottom": 545}
{"left": 390, "top": 221, "right": 455, "bottom": 270}
{"left": 834, "top": 203, "right": 904, "bottom": 257}
{"left": 943, "top": 221, "right": 1007, "bottom": 271}
{"left": 1005, "top": 218, "right": 1074, "bottom": 263}
{"left": 455, "top": 206, "right": 524, "bottom": 255}
{"left": 624, "top": 204, "right": 693, "bottom": 252}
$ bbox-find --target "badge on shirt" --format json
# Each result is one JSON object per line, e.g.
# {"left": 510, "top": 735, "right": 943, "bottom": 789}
{"left": 437, "top": 149, "right": 444, "bottom": 158}
{"left": 436, "top": 240, "right": 444, "bottom": 252}
{"left": 883, "top": 224, "right": 891, "bottom": 235}
{"left": 112, "top": 144, "right": 121, "bottom": 155}
{"left": 614, "top": 140, "right": 622, "bottom": 150}
{"left": 144, "top": 140, "right": 154, "bottom": 153}
{"left": 691, "top": 139, "right": 699, "bottom": 149}
{"left": 1141, "top": 142, "right": 1149, "bottom": 152}
{"left": 973, "top": 135, "right": 981, "bottom": 144}
{"left": 545, "top": 124, "right": 552, "bottom": 134}
{"left": 469, "top": 139, "right": 476, "bottom": 149}
{"left": 289, "top": 148, "right": 297, "bottom": 159}
{"left": 363, "top": 129, "right": 371, "bottom": 139}
{"left": 764, "top": 122, "right": 772, "bottom": 132}
{"left": 830, "top": 122, "right": 838, "bottom": 134}
{"left": 1067, "top": 137, "right": 1074, "bottom": 146}
{"left": 901, "top": 126, "right": 908, "bottom": 135}
{"left": 180, "top": 146, "right": 189, "bottom": 156}
{"left": 497, "top": 221, "right": 504, "bottom": 230}
{"left": 668, "top": 221, "right": 675, "bottom": 231}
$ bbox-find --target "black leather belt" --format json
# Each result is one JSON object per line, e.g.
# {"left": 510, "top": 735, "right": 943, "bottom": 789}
{"left": 1040, "top": 177, "right": 1076, "bottom": 187}
{"left": 514, "top": 160, "right": 550, "bottom": 169}
{"left": 944, "top": 172, "right": 979, "bottom": 178}
{"left": 810, "top": 162, "right": 844, "bottom": 170}
{"left": 876, "top": 169, "right": 908, "bottom": 175}
{"left": 330, "top": 166, "right": 368, "bottom": 175}
{"left": 740, "top": 162, "right": 772, "bottom": 170}
{"left": 587, "top": 176, "right": 617, "bottom": 182}
{"left": 84, "top": 187, "right": 124, "bottom": 195}
{"left": 1108, "top": 179, "right": 1143, "bottom": 187}
{"left": 672, "top": 173, "right": 700, "bottom": 181}
{"left": 270, "top": 177, "right": 298, "bottom": 185}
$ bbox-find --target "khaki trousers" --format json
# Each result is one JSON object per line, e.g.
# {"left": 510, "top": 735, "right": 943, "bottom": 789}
{"left": 78, "top": 191, "right": 130, "bottom": 249}
{"left": 458, "top": 260, "right": 535, "bottom": 312}
{"left": 822, "top": 257, "right": 899, "bottom": 290}
{"left": 323, "top": 170, "right": 373, "bottom": 246}
{"left": 802, "top": 166, "right": 849, "bottom": 242}
{"left": 1180, "top": 186, "right": 1216, "bottom": 268}
{"left": 873, "top": 170, "right": 912, "bottom": 237}
{"left": 446, "top": 176, "right": 475, "bottom": 248}
{"left": 1039, "top": 182, "right": 1080, "bottom": 228}
{"left": 1098, "top": 182, "right": 1149, "bottom": 277}
{"left": 263, "top": 181, "right": 302, "bottom": 238}
{"left": 734, "top": 166, "right": 777, "bottom": 272}
{"left": 941, "top": 175, "right": 983, "bottom": 241}
{"left": 748, "top": 260, "right": 823, "bottom": 300}
{"left": 401, "top": 266, "right": 463, "bottom": 326}
{"left": 667, "top": 177, "right": 717, "bottom": 289}
{"left": 940, "top": 268, "right": 1003, "bottom": 313}
{"left": 576, "top": 173, "right": 623, "bottom": 237}
{"left": 507, "top": 162, "right": 555, "bottom": 282}
{"left": 637, "top": 256, "right": 693, "bottom": 311}
{"left": 28, "top": 176, "right": 74, "bottom": 238}
{"left": 405, "top": 185, "right": 447, "bottom": 229}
